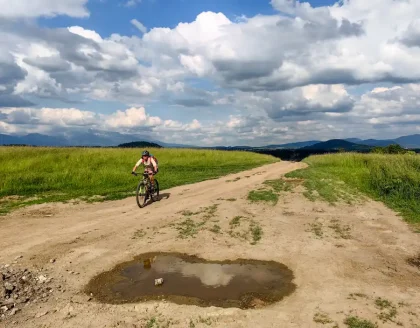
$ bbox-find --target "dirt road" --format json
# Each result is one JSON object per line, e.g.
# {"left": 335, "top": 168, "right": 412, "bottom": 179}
{"left": 1, "top": 161, "right": 419, "bottom": 328}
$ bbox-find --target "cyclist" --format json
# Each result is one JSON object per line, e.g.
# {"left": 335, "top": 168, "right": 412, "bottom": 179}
{"left": 132, "top": 150, "right": 158, "bottom": 189}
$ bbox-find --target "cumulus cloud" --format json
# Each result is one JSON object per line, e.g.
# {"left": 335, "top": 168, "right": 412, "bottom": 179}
{"left": 2, "top": 82, "right": 420, "bottom": 145}
{"left": 238, "top": 84, "right": 355, "bottom": 121}
{"left": 91, "top": 0, "right": 419, "bottom": 98}
{"left": 105, "top": 107, "right": 161, "bottom": 129}
{"left": 1, "top": 107, "right": 97, "bottom": 127}
{"left": 0, "top": 106, "right": 201, "bottom": 137}
{"left": 1, "top": 0, "right": 420, "bottom": 145}
{"left": 0, "top": 0, "right": 89, "bottom": 18}
{"left": 353, "top": 84, "right": 420, "bottom": 119}
{"left": 399, "top": 19, "right": 420, "bottom": 48}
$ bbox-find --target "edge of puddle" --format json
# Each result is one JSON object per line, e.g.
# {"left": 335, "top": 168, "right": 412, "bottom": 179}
{"left": 84, "top": 252, "right": 297, "bottom": 309}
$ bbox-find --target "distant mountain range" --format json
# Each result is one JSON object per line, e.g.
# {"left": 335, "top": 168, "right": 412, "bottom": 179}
{"left": 1, "top": 131, "right": 420, "bottom": 150}
{"left": 263, "top": 140, "right": 321, "bottom": 149}
{"left": 344, "top": 135, "right": 420, "bottom": 149}
{"left": 301, "top": 139, "right": 372, "bottom": 151}
{"left": 0, "top": 130, "right": 192, "bottom": 148}
{"left": 261, "top": 135, "right": 420, "bottom": 149}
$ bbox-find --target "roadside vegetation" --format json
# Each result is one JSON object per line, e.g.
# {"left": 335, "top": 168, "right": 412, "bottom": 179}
{"left": 247, "top": 178, "right": 293, "bottom": 205}
{"left": 286, "top": 153, "right": 420, "bottom": 225}
{"left": 0, "top": 147, "right": 277, "bottom": 214}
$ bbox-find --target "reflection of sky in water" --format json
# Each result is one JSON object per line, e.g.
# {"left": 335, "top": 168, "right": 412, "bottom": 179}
{"left": 151, "top": 256, "right": 281, "bottom": 287}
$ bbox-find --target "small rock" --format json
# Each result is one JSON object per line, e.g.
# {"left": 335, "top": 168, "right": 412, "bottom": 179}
{"left": 69, "top": 271, "right": 74, "bottom": 275}
{"left": 38, "top": 275, "right": 47, "bottom": 283}
{"left": 9, "top": 308, "right": 19, "bottom": 316}
{"left": 1, "top": 306, "right": 8, "bottom": 313}
{"left": 35, "top": 311, "right": 49, "bottom": 318}
{"left": 49, "top": 259, "right": 56, "bottom": 264}
{"left": 4, "top": 264, "right": 10, "bottom": 268}
{"left": 154, "top": 278, "right": 164, "bottom": 286}
{"left": 4, "top": 282, "right": 14, "bottom": 291}
{"left": 3, "top": 298, "right": 15, "bottom": 305}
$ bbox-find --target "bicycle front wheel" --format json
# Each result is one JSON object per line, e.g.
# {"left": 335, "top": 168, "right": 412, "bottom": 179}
{"left": 136, "top": 181, "right": 148, "bottom": 208}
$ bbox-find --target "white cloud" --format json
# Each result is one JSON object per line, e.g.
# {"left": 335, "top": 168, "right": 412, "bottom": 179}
{"left": 124, "top": 0, "right": 141, "bottom": 8}
{"left": 179, "top": 55, "right": 213, "bottom": 77}
{"left": 270, "top": 0, "right": 298, "bottom": 14}
{"left": 1, "top": 107, "right": 96, "bottom": 127}
{"left": 399, "top": 19, "right": 420, "bottom": 48}
{"left": 68, "top": 26, "right": 103, "bottom": 43}
{"left": 0, "top": 121, "right": 18, "bottom": 134}
{"left": 14, "top": 53, "right": 63, "bottom": 98}
{"left": 0, "top": 0, "right": 89, "bottom": 18}
{"left": 131, "top": 19, "right": 148, "bottom": 34}
{"left": 2, "top": 81, "right": 420, "bottom": 145}
{"left": 105, "top": 107, "right": 162, "bottom": 129}
{"left": 353, "top": 84, "right": 420, "bottom": 119}
{"left": 2, "top": 1, "right": 420, "bottom": 145}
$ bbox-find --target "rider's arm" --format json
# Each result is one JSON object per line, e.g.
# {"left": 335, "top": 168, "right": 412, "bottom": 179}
{"left": 151, "top": 158, "right": 157, "bottom": 172}
{"left": 132, "top": 158, "right": 143, "bottom": 172}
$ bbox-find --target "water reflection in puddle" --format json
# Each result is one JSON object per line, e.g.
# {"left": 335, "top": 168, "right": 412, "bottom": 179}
{"left": 85, "top": 252, "right": 296, "bottom": 309}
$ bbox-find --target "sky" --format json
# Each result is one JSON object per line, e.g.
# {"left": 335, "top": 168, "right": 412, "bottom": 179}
{"left": 1, "top": 0, "right": 420, "bottom": 146}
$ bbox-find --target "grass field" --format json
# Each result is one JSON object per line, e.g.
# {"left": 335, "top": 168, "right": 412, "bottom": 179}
{"left": 0, "top": 147, "right": 277, "bottom": 214}
{"left": 286, "top": 153, "right": 420, "bottom": 225}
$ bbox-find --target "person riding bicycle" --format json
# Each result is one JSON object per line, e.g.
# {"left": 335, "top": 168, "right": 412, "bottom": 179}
{"left": 132, "top": 150, "right": 158, "bottom": 188}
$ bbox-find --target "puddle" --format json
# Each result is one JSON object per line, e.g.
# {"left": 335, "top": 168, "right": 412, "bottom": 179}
{"left": 85, "top": 252, "right": 296, "bottom": 309}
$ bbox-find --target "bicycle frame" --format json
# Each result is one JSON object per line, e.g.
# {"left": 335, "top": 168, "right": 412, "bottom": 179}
{"left": 133, "top": 170, "right": 159, "bottom": 208}
{"left": 134, "top": 171, "right": 155, "bottom": 192}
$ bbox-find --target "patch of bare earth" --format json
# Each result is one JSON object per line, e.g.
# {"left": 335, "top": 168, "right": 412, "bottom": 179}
{"left": 1, "top": 161, "right": 419, "bottom": 327}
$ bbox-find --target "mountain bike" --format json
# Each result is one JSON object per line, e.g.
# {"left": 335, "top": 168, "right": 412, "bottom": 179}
{"left": 132, "top": 171, "right": 159, "bottom": 208}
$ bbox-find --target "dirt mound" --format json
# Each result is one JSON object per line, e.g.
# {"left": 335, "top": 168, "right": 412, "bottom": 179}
{"left": 1, "top": 264, "right": 55, "bottom": 320}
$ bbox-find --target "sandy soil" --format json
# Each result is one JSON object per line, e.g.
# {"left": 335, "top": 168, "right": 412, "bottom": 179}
{"left": 1, "top": 161, "right": 419, "bottom": 328}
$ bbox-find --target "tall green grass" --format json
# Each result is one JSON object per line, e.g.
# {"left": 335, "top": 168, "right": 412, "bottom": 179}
{"left": 0, "top": 147, "right": 277, "bottom": 214}
{"left": 287, "top": 153, "right": 420, "bottom": 225}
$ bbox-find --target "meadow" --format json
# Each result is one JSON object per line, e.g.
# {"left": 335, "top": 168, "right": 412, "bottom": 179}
{"left": 286, "top": 153, "right": 420, "bottom": 225}
{"left": 0, "top": 147, "right": 277, "bottom": 214}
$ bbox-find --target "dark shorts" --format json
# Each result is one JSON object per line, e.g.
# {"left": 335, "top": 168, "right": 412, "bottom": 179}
{"left": 146, "top": 167, "right": 158, "bottom": 175}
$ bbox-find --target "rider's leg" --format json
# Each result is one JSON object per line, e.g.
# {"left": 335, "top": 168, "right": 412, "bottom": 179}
{"left": 149, "top": 172, "right": 155, "bottom": 190}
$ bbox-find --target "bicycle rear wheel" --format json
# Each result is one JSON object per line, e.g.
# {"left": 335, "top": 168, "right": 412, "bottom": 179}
{"left": 136, "top": 181, "right": 148, "bottom": 208}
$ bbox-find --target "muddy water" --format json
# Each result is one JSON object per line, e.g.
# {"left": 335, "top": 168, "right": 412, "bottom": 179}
{"left": 85, "top": 252, "right": 296, "bottom": 309}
